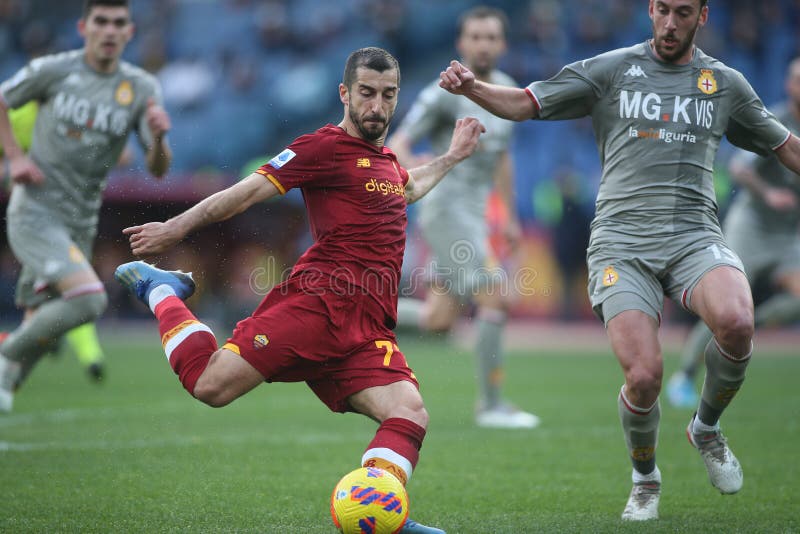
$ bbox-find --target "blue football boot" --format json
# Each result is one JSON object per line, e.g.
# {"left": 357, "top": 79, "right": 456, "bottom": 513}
{"left": 400, "top": 518, "right": 446, "bottom": 534}
{"left": 114, "top": 261, "right": 195, "bottom": 305}
{"left": 666, "top": 372, "right": 699, "bottom": 409}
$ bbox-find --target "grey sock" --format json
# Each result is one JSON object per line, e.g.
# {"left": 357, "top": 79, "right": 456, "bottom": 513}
{"left": 698, "top": 338, "right": 750, "bottom": 426}
{"left": 476, "top": 311, "right": 505, "bottom": 408}
{"left": 618, "top": 387, "right": 660, "bottom": 476}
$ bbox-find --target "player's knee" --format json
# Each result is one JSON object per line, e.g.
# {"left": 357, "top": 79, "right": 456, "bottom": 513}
{"left": 193, "top": 386, "right": 232, "bottom": 408}
{"left": 423, "top": 314, "right": 454, "bottom": 333}
{"left": 192, "top": 377, "right": 233, "bottom": 408}
{"left": 387, "top": 398, "right": 428, "bottom": 429}
{"left": 395, "top": 404, "right": 428, "bottom": 430}
{"left": 712, "top": 308, "right": 754, "bottom": 346}
{"left": 625, "top": 363, "right": 662, "bottom": 398}
{"left": 68, "top": 290, "right": 108, "bottom": 323}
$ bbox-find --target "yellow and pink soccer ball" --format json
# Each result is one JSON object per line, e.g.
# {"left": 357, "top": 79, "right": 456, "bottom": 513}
{"left": 330, "top": 467, "right": 409, "bottom": 534}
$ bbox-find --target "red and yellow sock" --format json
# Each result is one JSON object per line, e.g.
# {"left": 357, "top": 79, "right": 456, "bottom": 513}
{"left": 155, "top": 296, "right": 217, "bottom": 395}
{"left": 361, "top": 418, "right": 426, "bottom": 486}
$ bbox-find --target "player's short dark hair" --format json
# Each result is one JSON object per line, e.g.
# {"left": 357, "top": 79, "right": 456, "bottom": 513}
{"left": 83, "top": 0, "right": 129, "bottom": 18}
{"left": 342, "top": 47, "right": 400, "bottom": 88}
{"left": 457, "top": 6, "right": 509, "bottom": 39}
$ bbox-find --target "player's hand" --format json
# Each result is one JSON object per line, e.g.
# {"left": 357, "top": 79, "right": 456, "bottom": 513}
{"left": 145, "top": 98, "right": 171, "bottom": 140}
{"left": 9, "top": 154, "right": 45, "bottom": 185}
{"left": 439, "top": 60, "right": 476, "bottom": 95}
{"left": 123, "top": 221, "right": 182, "bottom": 256}
{"left": 447, "top": 117, "right": 485, "bottom": 162}
{"left": 763, "top": 186, "right": 797, "bottom": 211}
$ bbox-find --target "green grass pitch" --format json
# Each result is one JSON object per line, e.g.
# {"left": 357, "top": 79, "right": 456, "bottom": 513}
{"left": 1, "top": 329, "right": 798, "bottom": 533}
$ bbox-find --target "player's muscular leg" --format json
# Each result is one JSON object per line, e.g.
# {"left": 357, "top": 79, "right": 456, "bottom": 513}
{"left": 474, "top": 285, "right": 511, "bottom": 313}
{"left": 348, "top": 381, "right": 429, "bottom": 429}
{"left": 420, "top": 289, "right": 461, "bottom": 333}
{"left": 55, "top": 267, "right": 102, "bottom": 292}
{"left": 690, "top": 266, "right": 754, "bottom": 357}
{"left": 607, "top": 310, "right": 662, "bottom": 407}
{"left": 192, "top": 348, "right": 265, "bottom": 407}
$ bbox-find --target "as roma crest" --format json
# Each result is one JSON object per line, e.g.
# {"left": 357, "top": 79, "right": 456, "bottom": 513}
{"left": 253, "top": 334, "right": 269, "bottom": 349}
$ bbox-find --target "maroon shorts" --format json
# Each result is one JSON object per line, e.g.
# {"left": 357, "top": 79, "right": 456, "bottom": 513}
{"left": 223, "top": 276, "right": 418, "bottom": 412}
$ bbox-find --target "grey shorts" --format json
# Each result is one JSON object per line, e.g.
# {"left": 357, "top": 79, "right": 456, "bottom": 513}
{"left": 418, "top": 211, "right": 505, "bottom": 300}
{"left": 587, "top": 228, "right": 744, "bottom": 325}
{"left": 724, "top": 204, "right": 800, "bottom": 285}
{"left": 7, "top": 208, "right": 96, "bottom": 308}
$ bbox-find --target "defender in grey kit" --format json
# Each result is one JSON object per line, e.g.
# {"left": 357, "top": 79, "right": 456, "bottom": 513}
{"left": 439, "top": 0, "right": 800, "bottom": 520}
{"left": 0, "top": 0, "right": 172, "bottom": 412}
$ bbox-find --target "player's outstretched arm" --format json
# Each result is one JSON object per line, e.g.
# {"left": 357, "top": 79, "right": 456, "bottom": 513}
{"left": 124, "top": 173, "right": 281, "bottom": 256}
{"left": 439, "top": 60, "right": 538, "bottom": 121}
{"left": 775, "top": 133, "right": 800, "bottom": 178}
{"left": 405, "top": 117, "right": 485, "bottom": 204}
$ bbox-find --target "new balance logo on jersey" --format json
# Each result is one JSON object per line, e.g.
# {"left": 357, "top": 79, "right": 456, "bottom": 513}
{"left": 624, "top": 65, "right": 647, "bottom": 78}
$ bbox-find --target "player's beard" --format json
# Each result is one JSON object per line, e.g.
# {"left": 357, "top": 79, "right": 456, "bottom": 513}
{"left": 350, "top": 106, "right": 392, "bottom": 142}
{"left": 652, "top": 23, "right": 699, "bottom": 62}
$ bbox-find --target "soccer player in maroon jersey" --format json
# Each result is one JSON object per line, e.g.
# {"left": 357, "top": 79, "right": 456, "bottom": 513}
{"left": 114, "top": 47, "right": 484, "bottom": 534}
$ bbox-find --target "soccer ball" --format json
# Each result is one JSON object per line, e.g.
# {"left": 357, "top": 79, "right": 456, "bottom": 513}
{"left": 330, "top": 467, "right": 409, "bottom": 534}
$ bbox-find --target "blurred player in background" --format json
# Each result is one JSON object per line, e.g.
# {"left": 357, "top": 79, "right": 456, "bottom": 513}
{"left": 115, "top": 47, "right": 484, "bottom": 534}
{"left": 0, "top": 0, "right": 172, "bottom": 412}
{"left": 1, "top": 101, "right": 108, "bottom": 383}
{"left": 439, "top": 0, "right": 800, "bottom": 521}
{"left": 668, "top": 57, "right": 800, "bottom": 408}
{"left": 390, "top": 6, "right": 539, "bottom": 430}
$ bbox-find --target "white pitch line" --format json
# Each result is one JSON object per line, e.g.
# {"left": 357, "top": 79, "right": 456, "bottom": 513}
{"left": 0, "top": 430, "right": 353, "bottom": 453}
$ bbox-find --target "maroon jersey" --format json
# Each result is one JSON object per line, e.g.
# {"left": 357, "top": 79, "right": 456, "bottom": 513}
{"left": 256, "top": 124, "right": 409, "bottom": 326}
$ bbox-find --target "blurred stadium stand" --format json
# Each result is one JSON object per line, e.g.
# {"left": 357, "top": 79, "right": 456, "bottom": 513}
{"left": 1, "top": 0, "right": 799, "bottom": 323}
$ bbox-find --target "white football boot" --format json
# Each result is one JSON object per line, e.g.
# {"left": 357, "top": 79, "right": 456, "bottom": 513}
{"left": 687, "top": 413, "right": 743, "bottom": 494}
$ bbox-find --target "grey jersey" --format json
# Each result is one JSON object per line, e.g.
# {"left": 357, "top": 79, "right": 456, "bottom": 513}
{"left": 727, "top": 102, "right": 800, "bottom": 233}
{"left": 528, "top": 42, "right": 790, "bottom": 238}
{"left": 396, "top": 70, "right": 516, "bottom": 219}
{"left": 1, "top": 49, "right": 162, "bottom": 229}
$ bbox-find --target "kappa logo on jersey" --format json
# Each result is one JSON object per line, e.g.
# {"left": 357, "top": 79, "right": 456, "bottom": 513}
{"left": 624, "top": 64, "right": 648, "bottom": 78}
{"left": 268, "top": 148, "right": 296, "bottom": 169}
{"left": 356, "top": 158, "right": 371, "bottom": 168}
{"left": 253, "top": 334, "right": 269, "bottom": 349}
{"left": 602, "top": 266, "right": 619, "bottom": 287}
{"left": 114, "top": 80, "right": 134, "bottom": 106}
{"left": 697, "top": 69, "right": 718, "bottom": 95}
{"left": 53, "top": 92, "right": 131, "bottom": 137}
